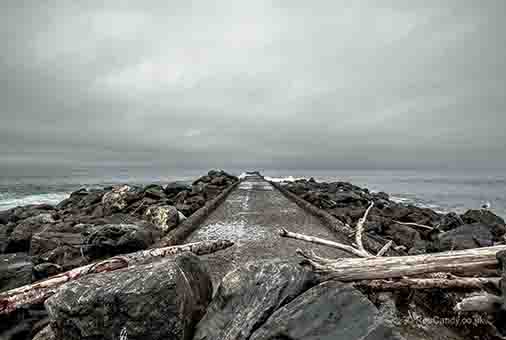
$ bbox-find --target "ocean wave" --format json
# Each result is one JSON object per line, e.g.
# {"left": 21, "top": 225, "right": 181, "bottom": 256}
{"left": 0, "top": 192, "right": 70, "bottom": 211}
{"left": 263, "top": 176, "right": 305, "bottom": 183}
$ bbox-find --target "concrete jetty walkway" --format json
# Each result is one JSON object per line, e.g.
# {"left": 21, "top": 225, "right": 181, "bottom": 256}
{"left": 186, "top": 174, "right": 349, "bottom": 286}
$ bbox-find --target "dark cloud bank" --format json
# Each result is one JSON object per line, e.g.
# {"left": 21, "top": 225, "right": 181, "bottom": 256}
{"left": 1, "top": 1, "right": 505, "bottom": 171}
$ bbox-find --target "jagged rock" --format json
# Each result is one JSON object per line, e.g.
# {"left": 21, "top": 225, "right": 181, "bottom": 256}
{"left": 0, "top": 224, "right": 8, "bottom": 253}
{"left": 83, "top": 224, "right": 158, "bottom": 260}
{"left": 438, "top": 212, "right": 465, "bottom": 232}
{"left": 249, "top": 281, "right": 402, "bottom": 340}
{"left": 46, "top": 252, "right": 212, "bottom": 340}
{"left": 31, "top": 231, "right": 83, "bottom": 258}
{"left": 57, "top": 189, "right": 104, "bottom": 211}
{"left": 144, "top": 205, "right": 179, "bottom": 233}
{"left": 33, "top": 263, "right": 63, "bottom": 280}
{"left": 0, "top": 253, "right": 33, "bottom": 292}
{"left": 101, "top": 185, "right": 133, "bottom": 215}
{"left": 0, "top": 305, "right": 48, "bottom": 340}
{"left": 33, "top": 325, "right": 55, "bottom": 340}
{"left": 210, "top": 176, "right": 227, "bottom": 186}
{"left": 5, "top": 213, "right": 56, "bottom": 253}
{"left": 461, "top": 210, "right": 506, "bottom": 238}
{"left": 165, "top": 182, "right": 191, "bottom": 196}
{"left": 0, "top": 211, "right": 9, "bottom": 225}
{"left": 175, "top": 203, "right": 193, "bottom": 217}
{"left": 143, "top": 184, "right": 165, "bottom": 199}
{"left": 191, "top": 183, "right": 206, "bottom": 197}
{"left": 431, "top": 223, "right": 494, "bottom": 252}
{"left": 194, "top": 260, "right": 316, "bottom": 340}
{"left": 384, "top": 223, "right": 424, "bottom": 251}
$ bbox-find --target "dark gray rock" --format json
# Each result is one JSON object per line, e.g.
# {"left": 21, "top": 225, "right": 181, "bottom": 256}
{"left": 384, "top": 223, "right": 424, "bottom": 251}
{"left": 0, "top": 211, "right": 9, "bottom": 225}
{"left": 462, "top": 209, "right": 506, "bottom": 239}
{"left": 0, "top": 253, "right": 33, "bottom": 292}
{"left": 83, "top": 223, "right": 158, "bottom": 260}
{"left": 165, "top": 182, "right": 191, "bottom": 196}
{"left": 143, "top": 184, "right": 165, "bottom": 199}
{"left": 194, "top": 260, "right": 316, "bottom": 340}
{"left": 249, "top": 281, "right": 402, "bottom": 340}
{"left": 46, "top": 252, "right": 212, "bottom": 340}
{"left": 431, "top": 223, "right": 494, "bottom": 252}
{"left": 33, "top": 263, "right": 63, "bottom": 280}
{"left": 5, "top": 213, "right": 55, "bottom": 253}
{"left": 438, "top": 212, "right": 465, "bottom": 232}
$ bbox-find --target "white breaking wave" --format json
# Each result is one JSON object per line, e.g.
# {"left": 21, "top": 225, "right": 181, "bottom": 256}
{"left": 264, "top": 176, "right": 305, "bottom": 183}
{"left": 0, "top": 192, "right": 70, "bottom": 210}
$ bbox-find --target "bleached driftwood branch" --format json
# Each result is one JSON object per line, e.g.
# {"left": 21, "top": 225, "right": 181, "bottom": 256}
{"left": 355, "top": 202, "right": 374, "bottom": 256}
{"left": 356, "top": 277, "right": 501, "bottom": 291}
{"left": 0, "top": 239, "right": 234, "bottom": 315}
{"left": 279, "top": 228, "right": 370, "bottom": 258}
{"left": 392, "top": 220, "right": 434, "bottom": 231}
{"left": 376, "top": 240, "right": 393, "bottom": 257}
{"left": 297, "top": 245, "right": 506, "bottom": 281}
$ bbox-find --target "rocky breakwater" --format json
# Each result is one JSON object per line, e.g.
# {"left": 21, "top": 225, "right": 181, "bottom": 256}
{"left": 0, "top": 169, "right": 238, "bottom": 340}
{"left": 276, "top": 177, "right": 506, "bottom": 339}
{"left": 280, "top": 177, "right": 506, "bottom": 255}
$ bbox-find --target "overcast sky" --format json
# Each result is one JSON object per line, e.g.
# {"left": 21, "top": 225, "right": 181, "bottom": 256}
{"left": 1, "top": 1, "right": 505, "bottom": 171}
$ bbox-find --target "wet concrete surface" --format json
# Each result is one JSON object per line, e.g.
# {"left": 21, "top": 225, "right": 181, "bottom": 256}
{"left": 186, "top": 175, "right": 350, "bottom": 288}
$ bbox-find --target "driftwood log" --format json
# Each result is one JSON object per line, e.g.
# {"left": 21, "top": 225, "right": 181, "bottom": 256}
{"left": 297, "top": 245, "right": 505, "bottom": 281}
{"left": 0, "top": 239, "right": 234, "bottom": 315}
{"left": 279, "top": 228, "right": 370, "bottom": 258}
{"left": 356, "top": 277, "right": 501, "bottom": 291}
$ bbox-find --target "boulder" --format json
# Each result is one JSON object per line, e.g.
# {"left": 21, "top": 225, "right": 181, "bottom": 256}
{"left": 5, "top": 213, "right": 55, "bottom": 253}
{"left": 143, "top": 184, "right": 165, "bottom": 199}
{"left": 210, "top": 176, "right": 227, "bottom": 186}
{"left": 46, "top": 252, "right": 212, "bottom": 340}
{"left": 144, "top": 205, "right": 179, "bottom": 233}
{"left": 0, "top": 253, "right": 33, "bottom": 292}
{"left": 384, "top": 223, "right": 424, "bottom": 251}
{"left": 33, "top": 263, "right": 63, "bottom": 280}
{"left": 194, "top": 260, "right": 316, "bottom": 340}
{"left": 0, "top": 210, "right": 9, "bottom": 225}
{"left": 438, "top": 212, "right": 465, "bottom": 232}
{"left": 249, "top": 281, "right": 401, "bottom": 340}
{"left": 33, "top": 325, "right": 55, "bottom": 340}
{"left": 83, "top": 224, "right": 158, "bottom": 260}
{"left": 165, "top": 182, "right": 191, "bottom": 196}
{"left": 461, "top": 210, "right": 506, "bottom": 238}
{"left": 101, "top": 185, "right": 134, "bottom": 215}
{"left": 431, "top": 223, "right": 494, "bottom": 252}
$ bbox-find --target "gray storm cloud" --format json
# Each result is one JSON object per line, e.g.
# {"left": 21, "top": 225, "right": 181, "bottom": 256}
{"left": 1, "top": 0, "right": 505, "bottom": 170}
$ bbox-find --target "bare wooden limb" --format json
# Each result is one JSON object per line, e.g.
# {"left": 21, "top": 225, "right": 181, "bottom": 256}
{"left": 392, "top": 220, "right": 433, "bottom": 231}
{"left": 0, "top": 239, "right": 234, "bottom": 315}
{"left": 376, "top": 240, "right": 393, "bottom": 257}
{"left": 279, "top": 228, "right": 370, "bottom": 258}
{"left": 356, "top": 277, "right": 501, "bottom": 291}
{"left": 297, "top": 245, "right": 506, "bottom": 281}
{"left": 454, "top": 293, "right": 503, "bottom": 313}
{"left": 356, "top": 202, "right": 374, "bottom": 256}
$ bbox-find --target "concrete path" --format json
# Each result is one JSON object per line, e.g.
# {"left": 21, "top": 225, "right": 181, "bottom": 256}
{"left": 186, "top": 174, "right": 350, "bottom": 287}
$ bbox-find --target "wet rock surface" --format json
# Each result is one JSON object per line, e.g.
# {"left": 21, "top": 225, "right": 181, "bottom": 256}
{"left": 195, "top": 259, "right": 401, "bottom": 340}
{"left": 0, "top": 170, "right": 237, "bottom": 340}
{"left": 45, "top": 252, "right": 212, "bottom": 340}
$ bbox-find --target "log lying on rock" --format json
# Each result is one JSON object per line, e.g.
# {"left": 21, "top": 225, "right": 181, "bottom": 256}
{"left": 356, "top": 276, "right": 501, "bottom": 291}
{"left": 297, "top": 244, "right": 506, "bottom": 281}
{"left": 0, "top": 239, "right": 234, "bottom": 315}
